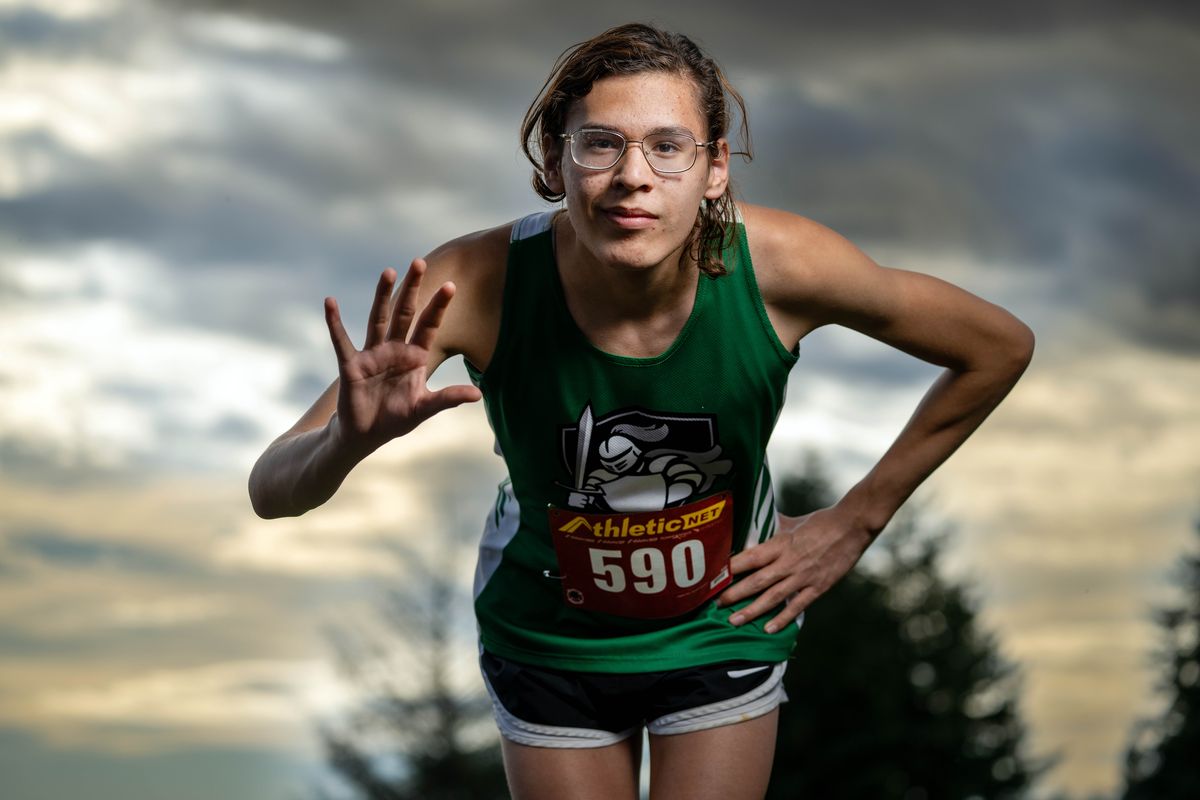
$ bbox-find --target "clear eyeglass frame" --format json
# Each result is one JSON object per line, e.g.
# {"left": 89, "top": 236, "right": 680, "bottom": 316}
{"left": 559, "top": 128, "right": 714, "bottom": 174}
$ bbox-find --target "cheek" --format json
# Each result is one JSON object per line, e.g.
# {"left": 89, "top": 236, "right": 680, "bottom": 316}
{"left": 565, "top": 173, "right": 611, "bottom": 207}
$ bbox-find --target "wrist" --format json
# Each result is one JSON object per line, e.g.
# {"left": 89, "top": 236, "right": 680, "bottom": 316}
{"left": 832, "top": 481, "right": 895, "bottom": 544}
{"left": 278, "top": 417, "right": 372, "bottom": 516}
{"left": 326, "top": 412, "right": 381, "bottom": 464}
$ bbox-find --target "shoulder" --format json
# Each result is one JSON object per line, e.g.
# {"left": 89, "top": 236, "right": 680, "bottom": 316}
{"left": 739, "top": 203, "right": 880, "bottom": 304}
{"left": 738, "top": 202, "right": 885, "bottom": 343}
{"left": 424, "top": 220, "right": 513, "bottom": 282}
{"left": 418, "top": 219, "right": 514, "bottom": 368}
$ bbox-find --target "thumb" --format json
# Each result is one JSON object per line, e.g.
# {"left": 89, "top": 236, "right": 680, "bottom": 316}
{"left": 423, "top": 384, "right": 483, "bottom": 416}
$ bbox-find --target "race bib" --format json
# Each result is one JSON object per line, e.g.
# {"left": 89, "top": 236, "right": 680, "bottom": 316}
{"left": 548, "top": 492, "right": 733, "bottom": 619}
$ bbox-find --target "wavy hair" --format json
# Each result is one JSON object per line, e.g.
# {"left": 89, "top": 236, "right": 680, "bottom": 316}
{"left": 520, "top": 23, "right": 751, "bottom": 277}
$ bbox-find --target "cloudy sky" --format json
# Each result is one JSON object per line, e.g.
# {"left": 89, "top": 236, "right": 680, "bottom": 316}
{"left": 1, "top": 0, "right": 1197, "bottom": 797}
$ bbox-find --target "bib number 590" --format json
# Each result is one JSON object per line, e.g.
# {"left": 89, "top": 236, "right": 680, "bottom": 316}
{"left": 588, "top": 541, "right": 705, "bottom": 595}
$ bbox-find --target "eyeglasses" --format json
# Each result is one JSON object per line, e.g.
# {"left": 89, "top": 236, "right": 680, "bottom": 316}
{"left": 560, "top": 128, "right": 712, "bottom": 174}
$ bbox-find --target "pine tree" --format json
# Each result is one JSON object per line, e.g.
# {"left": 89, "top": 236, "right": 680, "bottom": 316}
{"left": 1121, "top": 517, "right": 1200, "bottom": 799}
{"left": 767, "top": 453, "right": 1053, "bottom": 799}
{"left": 313, "top": 544, "right": 507, "bottom": 800}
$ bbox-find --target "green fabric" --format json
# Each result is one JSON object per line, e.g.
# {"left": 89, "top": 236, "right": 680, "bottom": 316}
{"left": 469, "top": 213, "right": 801, "bottom": 672}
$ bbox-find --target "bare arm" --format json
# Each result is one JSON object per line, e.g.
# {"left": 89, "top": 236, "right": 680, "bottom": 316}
{"left": 247, "top": 261, "right": 479, "bottom": 519}
{"left": 719, "top": 205, "right": 1035, "bottom": 630}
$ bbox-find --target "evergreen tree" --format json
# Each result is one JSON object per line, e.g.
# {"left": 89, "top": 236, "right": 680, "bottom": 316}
{"left": 310, "top": 451, "right": 510, "bottom": 800}
{"left": 314, "top": 545, "right": 508, "bottom": 800}
{"left": 767, "top": 453, "right": 1053, "bottom": 799}
{"left": 313, "top": 452, "right": 1053, "bottom": 799}
{"left": 1121, "top": 517, "right": 1200, "bottom": 799}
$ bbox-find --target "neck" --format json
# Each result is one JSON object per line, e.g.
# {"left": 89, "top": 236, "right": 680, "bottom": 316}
{"left": 552, "top": 213, "right": 701, "bottom": 359}
{"left": 555, "top": 214, "right": 698, "bottom": 322}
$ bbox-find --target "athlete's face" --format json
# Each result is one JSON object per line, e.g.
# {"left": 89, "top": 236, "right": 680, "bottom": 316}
{"left": 545, "top": 71, "right": 729, "bottom": 272}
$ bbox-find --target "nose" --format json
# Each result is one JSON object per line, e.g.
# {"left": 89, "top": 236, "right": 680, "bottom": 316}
{"left": 612, "top": 141, "right": 655, "bottom": 188}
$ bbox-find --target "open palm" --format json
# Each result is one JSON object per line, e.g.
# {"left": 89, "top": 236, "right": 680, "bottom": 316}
{"left": 324, "top": 259, "right": 481, "bottom": 454}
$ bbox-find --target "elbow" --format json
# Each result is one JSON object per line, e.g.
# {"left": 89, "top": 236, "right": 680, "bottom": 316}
{"left": 1008, "top": 321, "right": 1036, "bottom": 373}
{"left": 247, "top": 473, "right": 274, "bottom": 520}
{"left": 248, "top": 488, "right": 277, "bottom": 520}
{"left": 247, "top": 457, "right": 288, "bottom": 520}
{"left": 982, "top": 320, "right": 1034, "bottom": 382}
{"left": 964, "top": 319, "right": 1034, "bottom": 378}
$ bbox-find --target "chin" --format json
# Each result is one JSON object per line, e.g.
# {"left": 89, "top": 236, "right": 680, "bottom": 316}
{"left": 592, "top": 239, "right": 675, "bottom": 272}
{"left": 587, "top": 223, "right": 688, "bottom": 270}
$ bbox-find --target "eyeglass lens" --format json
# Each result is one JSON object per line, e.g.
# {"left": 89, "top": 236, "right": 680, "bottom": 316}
{"left": 571, "top": 130, "right": 699, "bottom": 173}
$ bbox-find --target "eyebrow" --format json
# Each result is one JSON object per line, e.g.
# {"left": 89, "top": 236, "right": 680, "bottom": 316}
{"left": 576, "top": 122, "right": 700, "bottom": 138}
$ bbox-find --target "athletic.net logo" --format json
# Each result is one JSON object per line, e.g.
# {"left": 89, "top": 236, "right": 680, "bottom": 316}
{"left": 555, "top": 495, "right": 727, "bottom": 538}
{"left": 547, "top": 491, "right": 734, "bottom": 620}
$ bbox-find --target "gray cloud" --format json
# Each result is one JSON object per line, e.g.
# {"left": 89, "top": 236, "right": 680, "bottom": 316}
{"left": 208, "top": 413, "right": 262, "bottom": 444}
{"left": 792, "top": 328, "right": 945, "bottom": 392}
{"left": 155, "top": 0, "right": 1195, "bottom": 55}
{"left": 6, "top": 526, "right": 202, "bottom": 576}
{"left": 6, "top": 0, "right": 1197, "bottom": 355}
{"left": 2, "top": 8, "right": 1197, "bottom": 798}
{"left": 283, "top": 369, "right": 331, "bottom": 407}
{"left": 0, "top": 435, "right": 149, "bottom": 489}
{"left": 0, "top": 4, "right": 143, "bottom": 64}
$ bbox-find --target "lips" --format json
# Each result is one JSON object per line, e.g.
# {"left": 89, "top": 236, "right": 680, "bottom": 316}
{"left": 603, "top": 207, "right": 658, "bottom": 229}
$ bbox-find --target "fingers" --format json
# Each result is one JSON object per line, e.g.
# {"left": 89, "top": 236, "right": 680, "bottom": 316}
{"left": 764, "top": 590, "right": 815, "bottom": 634}
{"left": 727, "top": 576, "right": 803, "bottom": 630}
{"left": 409, "top": 281, "right": 456, "bottom": 352}
{"left": 721, "top": 563, "right": 787, "bottom": 613}
{"left": 718, "top": 540, "right": 782, "bottom": 606}
{"left": 729, "top": 541, "right": 775, "bottom": 576}
{"left": 364, "top": 268, "right": 398, "bottom": 349}
{"left": 424, "top": 384, "right": 483, "bottom": 416}
{"left": 387, "top": 259, "right": 426, "bottom": 342}
{"left": 324, "top": 297, "right": 357, "bottom": 366}
{"left": 716, "top": 536, "right": 804, "bottom": 630}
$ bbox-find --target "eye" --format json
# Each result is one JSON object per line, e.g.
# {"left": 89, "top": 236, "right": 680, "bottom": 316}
{"left": 581, "top": 131, "right": 623, "bottom": 151}
{"left": 651, "top": 138, "right": 686, "bottom": 155}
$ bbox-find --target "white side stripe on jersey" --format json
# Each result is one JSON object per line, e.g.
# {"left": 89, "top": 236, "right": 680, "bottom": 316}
{"left": 474, "top": 479, "right": 521, "bottom": 599}
{"left": 746, "top": 459, "right": 779, "bottom": 548}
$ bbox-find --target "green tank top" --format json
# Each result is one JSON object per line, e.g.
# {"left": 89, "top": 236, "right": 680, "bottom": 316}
{"left": 467, "top": 210, "right": 801, "bottom": 672}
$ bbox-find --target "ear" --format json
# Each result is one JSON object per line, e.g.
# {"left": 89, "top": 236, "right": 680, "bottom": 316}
{"left": 542, "top": 134, "right": 565, "bottom": 195}
{"left": 703, "top": 138, "right": 730, "bottom": 201}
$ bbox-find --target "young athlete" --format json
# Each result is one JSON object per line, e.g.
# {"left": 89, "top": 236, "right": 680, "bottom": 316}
{"left": 249, "top": 23, "right": 1035, "bottom": 800}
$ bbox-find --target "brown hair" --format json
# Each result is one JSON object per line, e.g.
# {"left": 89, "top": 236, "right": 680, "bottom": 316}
{"left": 520, "top": 23, "right": 751, "bottom": 277}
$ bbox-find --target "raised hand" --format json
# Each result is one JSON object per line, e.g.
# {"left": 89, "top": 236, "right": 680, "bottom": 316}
{"left": 324, "top": 259, "right": 482, "bottom": 455}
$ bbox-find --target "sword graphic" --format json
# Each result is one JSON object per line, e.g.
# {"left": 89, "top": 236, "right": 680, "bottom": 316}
{"left": 574, "top": 404, "right": 593, "bottom": 490}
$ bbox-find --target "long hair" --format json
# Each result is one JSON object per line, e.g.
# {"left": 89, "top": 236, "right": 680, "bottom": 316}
{"left": 520, "top": 23, "right": 751, "bottom": 277}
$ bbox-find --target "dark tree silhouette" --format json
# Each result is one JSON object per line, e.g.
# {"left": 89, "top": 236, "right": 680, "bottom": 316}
{"left": 313, "top": 451, "right": 1053, "bottom": 799}
{"left": 311, "top": 454, "right": 509, "bottom": 800}
{"left": 1121, "top": 516, "right": 1200, "bottom": 799}
{"left": 314, "top": 544, "right": 508, "bottom": 800}
{"left": 767, "top": 452, "right": 1054, "bottom": 799}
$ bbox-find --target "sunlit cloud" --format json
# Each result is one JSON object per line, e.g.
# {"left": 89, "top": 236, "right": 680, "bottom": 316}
{"left": 919, "top": 318, "right": 1200, "bottom": 792}
{"left": 1, "top": 1, "right": 1197, "bottom": 798}
{"left": 183, "top": 10, "right": 347, "bottom": 62}
{"left": 220, "top": 406, "right": 505, "bottom": 576}
{"left": 0, "top": 246, "right": 299, "bottom": 474}
{"left": 0, "top": 0, "right": 121, "bottom": 16}
{"left": 80, "top": 594, "right": 235, "bottom": 631}
{"left": 30, "top": 658, "right": 350, "bottom": 751}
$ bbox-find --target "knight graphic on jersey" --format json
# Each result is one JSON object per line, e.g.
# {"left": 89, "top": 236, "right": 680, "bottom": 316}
{"left": 562, "top": 405, "right": 733, "bottom": 513}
